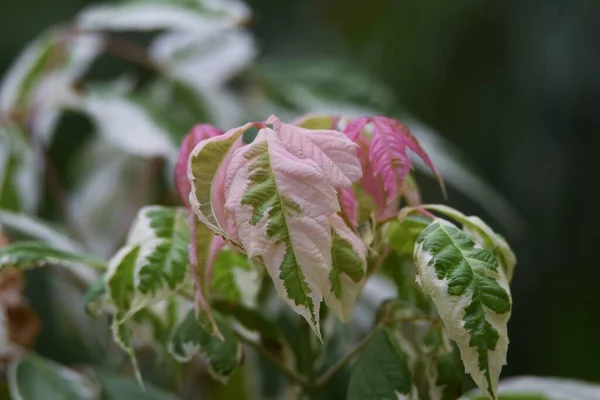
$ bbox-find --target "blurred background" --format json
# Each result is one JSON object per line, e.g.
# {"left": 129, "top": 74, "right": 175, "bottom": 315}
{"left": 1, "top": 0, "right": 599, "bottom": 384}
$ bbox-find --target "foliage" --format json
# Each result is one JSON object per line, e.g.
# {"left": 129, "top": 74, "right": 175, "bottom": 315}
{"left": 0, "top": 0, "right": 597, "bottom": 399}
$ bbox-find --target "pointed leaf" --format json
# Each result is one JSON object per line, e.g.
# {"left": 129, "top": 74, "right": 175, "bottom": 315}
{"left": 8, "top": 354, "right": 99, "bottom": 400}
{"left": 325, "top": 214, "right": 366, "bottom": 322}
{"left": 225, "top": 128, "right": 340, "bottom": 338}
{"left": 422, "top": 205, "right": 517, "bottom": 282}
{"left": 338, "top": 188, "right": 358, "bottom": 229}
{"left": 189, "top": 124, "right": 251, "bottom": 240}
{"left": 424, "top": 325, "right": 463, "bottom": 400}
{"left": 175, "top": 124, "right": 222, "bottom": 207}
{"left": 292, "top": 114, "right": 336, "bottom": 130}
{"left": 414, "top": 219, "right": 511, "bottom": 399}
{"left": 168, "top": 308, "right": 242, "bottom": 382}
{"left": 0, "top": 124, "right": 41, "bottom": 213}
{"left": 348, "top": 327, "right": 413, "bottom": 400}
{"left": 267, "top": 115, "right": 362, "bottom": 188}
{"left": 0, "top": 241, "right": 106, "bottom": 273}
{"left": 211, "top": 247, "right": 260, "bottom": 306}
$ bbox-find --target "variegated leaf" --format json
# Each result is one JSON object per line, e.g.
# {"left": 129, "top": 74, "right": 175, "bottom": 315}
{"left": 189, "top": 123, "right": 253, "bottom": 240}
{"left": 267, "top": 115, "right": 361, "bottom": 188}
{"left": 225, "top": 128, "right": 340, "bottom": 338}
{"left": 424, "top": 325, "right": 463, "bottom": 400}
{"left": 325, "top": 214, "right": 366, "bottom": 322}
{"left": 0, "top": 241, "right": 106, "bottom": 273}
{"left": 414, "top": 219, "right": 511, "bottom": 399}
{"left": 422, "top": 205, "right": 517, "bottom": 282}
{"left": 168, "top": 308, "right": 242, "bottom": 382}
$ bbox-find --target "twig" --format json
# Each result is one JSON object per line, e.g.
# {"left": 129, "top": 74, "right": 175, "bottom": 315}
{"left": 235, "top": 330, "right": 309, "bottom": 387}
{"left": 311, "top": 332, "right": 373, "bottom": 389}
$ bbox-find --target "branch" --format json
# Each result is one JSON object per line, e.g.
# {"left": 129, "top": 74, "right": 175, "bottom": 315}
{"left": 235, "top": 330, "right": 309, "bottom": 387}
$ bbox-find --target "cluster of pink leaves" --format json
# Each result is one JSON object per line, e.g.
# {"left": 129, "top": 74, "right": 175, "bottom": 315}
{"left": 174, "top": 114, "right": 441, "bottom": 332}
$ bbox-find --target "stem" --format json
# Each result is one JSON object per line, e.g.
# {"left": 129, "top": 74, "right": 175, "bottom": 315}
{"left": 235, "top": 330, "right": 309, "bottom": 388}
{"left": 311, "top": 332, "right": 373, "bottom": 389}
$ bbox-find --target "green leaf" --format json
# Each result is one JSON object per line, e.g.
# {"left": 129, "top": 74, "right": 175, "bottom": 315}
{"left": 424, "top": 326, "right": 463, "bottom": 400}
{"left": 463, "top": 376, "right": 600, "bottom": 400}
{"left": 415, "top": 219, "right": 512, "bottom": 399}
{"left": 421, "top": 205, "right": 517, "bottom": 281}
{"left": 211, "top": 248, "right": 259, "bottom": 304}
{"left": 212, "top": 299, "right": 284, "bottom": 345}
{"left": 325, "top": 214, "right": 366, "bottom": 322}
{"left": 0, "top": 124, "right": 40, "bottom": 213}
{"left": 93, "top": 369, "right": 177, "bottom": 400}
{"left": 168, "top": 308, "right": 242, "bottom": 382}
{"left": 348, "top": 327, "right": 413, "bottom": 400}
{"left": 7, "top": 354, "right": 98, "bottom": 399}
{"left": 387, "top": 214, "right": 431, "bottom": 258}
{"left": 84, "top": 275, "right": 109, "bottom": 317}
{"left": 0, "top": 241, "right": 106, "bottom": 272}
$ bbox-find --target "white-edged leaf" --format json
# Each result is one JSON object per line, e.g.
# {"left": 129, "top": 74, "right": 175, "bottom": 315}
{"left": 348, "top": 326, "right": 413, "bottom": 400}
{"left": 225, "top": 128, "right": 341, "bottom": 338}
{"left": 151, "top": 28, "right": 255, "bottom": 91}
{"left": 168, "top": 308, "right": 242, "bottom": 383}
{"left": 421, "top": 204, "right": 517, "bottom": 282}
{"left": 66, "top": 92, "right": 178, "bottom": 159}
{"left": 423, "top": 325, "right": 463, "bottom": 400}
{"left": 414, "top": 219, "right": 512, "bottom": 399}
{"left": 462, "top": 376, "right": 600, "bottom": 400}
{"left": 0, "top": 123, "right": 41, "bottom": 213}
{"left": 324, "top": 214, "right": 366, "bottom": 322}
{"left": 68, "top": 138, "right": 147, "bottom": 257}
{"left": 76, "top": 0, "right": 249, "bottom": 32}
{"left": 212, "top": 247, "right": 260, "bottom": 307}
{"left": 0, "top": 241, "right": 106, "bottom": 273}
{"left": 8, "top": 354, "right": 98, "bottom": 400}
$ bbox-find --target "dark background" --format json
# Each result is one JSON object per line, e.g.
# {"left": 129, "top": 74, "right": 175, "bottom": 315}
{"left": 2, "top": 0, "right": 599, "bottom": 382}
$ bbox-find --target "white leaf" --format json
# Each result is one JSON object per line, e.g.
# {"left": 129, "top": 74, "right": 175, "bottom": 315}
{"left": 463, "top": 376, "right": 600, "bottom": 400}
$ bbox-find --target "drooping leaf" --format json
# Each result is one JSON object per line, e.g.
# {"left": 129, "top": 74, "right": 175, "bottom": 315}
{"left": 168, "top": 308, "right": 242, "bottom": 382}
{"left": 76, "top": 0, "right": 249, "bottom": 32}
{"left": 84, "top": 275, "right": 109, "bottom": 317}
{"left": 211, "top": 247, "right": 259, "bottom": 305}
{"left": 212, "top": 299, "right": 284, "bottom": 345}
{"left": 414, "top": 219, "right": 512, "bottom": 399}
{"left": 325, "top": 214, "right": 366, "bottom": 322}
{"left": 0, "top": 124, "right": 41, "bottom": 213}
{"left": 189, "top": 123, "right": 252, "bottom": 240}
{"left": 225, "top": 128, "right": 341, "bottom": 338}
{"left": 348, "top": 327, "right": 413, "bottom": 400}
{"left": 421, "top": 205, "right": 517, "bottom": 282}
{"left": 0, "top": 241, "right": 106, "bottom": 273}
{"left": 7, "top": 354, "right": 98, "bottom": 399}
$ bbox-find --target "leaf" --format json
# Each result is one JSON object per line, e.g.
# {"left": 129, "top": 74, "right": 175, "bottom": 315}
{"left": 414, "top": 219, "right": 512, "bottom": 399}
{"left": 212, "top": 299, "right": 284, "bottom": 345}
{"left": 0, "top": 124, "right": 41, "bottom": 213}
{"left": 421, "top": 205, "right": 517, "bottom": 282}
{"left": 175, "top": 124, "right": 223, "bottom": 207}
{"left": 0, "top": 241, "right": 106, "bottom": 273}
{"left": 93, "top": 369, "right": 177, "bottom": 400}
{"left": 76, "top": 0, "right": 249, "bottom": 32}
{"left": 7, "top": 354, "right": 98, "bottom": 399}
{"left": 126, "top": 206, "right": 190, "bottom": 296}
{"left": 424, "top": 325, "right": 463, "bottom": 400}
{"left": 348, "top": 327, "right": 413, "bottom": 400}
{"left": 151, "top": 29, "right": 256, "bottom": 91}
{"left": 463, "top": 376, "right": 600, "bottom": 400}
{"left": 211, "top": 248, "right": 260, "bottom": 306}
{"left": 66, "top": 92, "right": 178, "bottom": 159}
{"left": 168, "top": 308, "right": 242, "bottom": 383}
{"left": 325, "top": 214, "right": 366, "bottom": 322}
{"left": 0, "top": 211, "right": 84, "bottom": 253}
{"left": 84, "top": 275, "right": 109, "bottom": 317}
{"left": 225, "top": 128, "right": 340, "bottom": 338}
{"left": 267, "top": 115, "right": 361, "bottom": 188}
{"left": 0, "top": 34, "right": 56, "bottom": 115}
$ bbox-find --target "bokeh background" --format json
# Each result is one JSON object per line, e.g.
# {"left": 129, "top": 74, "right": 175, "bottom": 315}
{"left": 1, "top": 0, "right": 599, "bottom": 383}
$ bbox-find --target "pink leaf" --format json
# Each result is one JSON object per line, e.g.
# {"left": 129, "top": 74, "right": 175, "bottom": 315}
{"left": 267, "top": 115, "right": 362, "bottom": 189}
{"left": 175, "top": 124, "right": 222, "bottom": 207}
{"left": 343, "top": 116, "right": 369, "bottom": 142}
{"left": 339, "top": 188, "right": 358, "bottom": 229}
